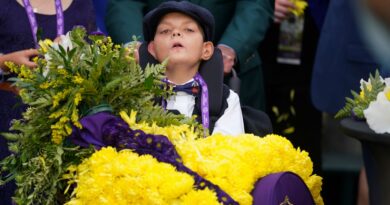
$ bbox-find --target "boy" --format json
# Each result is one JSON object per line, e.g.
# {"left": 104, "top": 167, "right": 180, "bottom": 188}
{"left": 143, "top": 1, "right": 244, "bottom": 135}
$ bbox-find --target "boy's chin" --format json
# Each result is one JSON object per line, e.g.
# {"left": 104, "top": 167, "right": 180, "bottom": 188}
{"left": 168, "top": 55, "right": 188, "bottom": 62}
{"left": 167, "top": 58, "right": 199, "bottom": 68}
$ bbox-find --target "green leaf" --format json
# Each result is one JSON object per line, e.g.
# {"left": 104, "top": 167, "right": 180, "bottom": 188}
{"left": 335, "top": 69, "right": 385, "bottom": 119}
{"left": 144, "top": 75, "right": 155, "bottom": 89}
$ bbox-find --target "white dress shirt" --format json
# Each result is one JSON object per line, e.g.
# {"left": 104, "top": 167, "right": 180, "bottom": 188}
{"left": 166, "top": 80, "right": 245, "bottom": 136}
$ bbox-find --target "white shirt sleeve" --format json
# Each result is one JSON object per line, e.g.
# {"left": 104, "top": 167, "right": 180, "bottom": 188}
{"left": 212, "top": 90, "right": 245, "bottom": 136}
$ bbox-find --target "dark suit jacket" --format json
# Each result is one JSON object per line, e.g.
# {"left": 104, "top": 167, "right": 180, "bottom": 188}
{"left": 311, "top": 0, "right": 379, "bottom": 115}
{"left": 105, "top": 0, "right": 274, "bottom": 110}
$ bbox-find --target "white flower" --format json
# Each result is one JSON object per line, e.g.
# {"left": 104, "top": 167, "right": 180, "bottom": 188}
{"left": 42, "top": 66, "right": 49, "bottom": 77}
{"left": 51, "top": 33, "right": 73, "bottom": 51}
{"left": 42, "top": 32, "right": 73, "bottom": 77}
{"left": 364, "top": 87, "right": 390, "bottom": 134}
{"left": 384, "top": 77, "right": 390, "bottom": 86}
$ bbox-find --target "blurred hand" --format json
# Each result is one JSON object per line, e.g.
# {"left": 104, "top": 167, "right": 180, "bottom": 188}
{"left": 274, "top": 0, "right": 296, "bottom": 23}
{"left": 124, "top": 41, "right": 141, "bottom": 63}
{"left": 54, "top": 36, "right": 62, "bottom": 43}
{"left": 0, "top": 49, "right": 39, "bottom": 71}
{"left": 217, "top": 44, "right": 236, "bottom": 75}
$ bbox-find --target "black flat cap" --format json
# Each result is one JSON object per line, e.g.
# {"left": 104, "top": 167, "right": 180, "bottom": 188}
{"left": 143, "top": 1, "right": 215, "bottom": 42}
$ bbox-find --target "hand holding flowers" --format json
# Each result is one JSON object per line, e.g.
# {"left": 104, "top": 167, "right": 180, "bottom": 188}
{"left": 274, "top": 0, "right": 307, "bottom": 23}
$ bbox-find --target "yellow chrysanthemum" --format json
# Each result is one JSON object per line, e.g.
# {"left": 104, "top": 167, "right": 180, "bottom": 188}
{"left": 116, "top": 111, "right": 324, "bottom": 205}
{"left": 180, "top": 189, "right": 219, "bottom": 205}
{"left": 66, "top": 147, "right": 219, "bottom": 205}
{"left": 174, "top": 133, "right": 323, "bottom": 205}
{"left": 120, "top": 110, "right": 199, "bottom": 142}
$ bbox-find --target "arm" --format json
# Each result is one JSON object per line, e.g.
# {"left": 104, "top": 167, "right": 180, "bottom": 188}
{"left": 105, "top": 0, "right": 146, "bottom": 44}
{"left": 218, "top": 0, "right": 274, "bottom": 73}
{"left": 213, "top": 90, "right": 245, "bottom": 136}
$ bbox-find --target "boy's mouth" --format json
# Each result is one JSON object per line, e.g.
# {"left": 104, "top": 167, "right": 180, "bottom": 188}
{"left": 172, "top": 42, "right": 183, "bottom": 48}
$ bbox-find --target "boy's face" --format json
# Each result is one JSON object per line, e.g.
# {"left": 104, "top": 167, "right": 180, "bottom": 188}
{"left": 148, "top": 12, "right": 213, "bottom": 68}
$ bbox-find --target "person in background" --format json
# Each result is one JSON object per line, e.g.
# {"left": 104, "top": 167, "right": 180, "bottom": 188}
{"left": 346, "top": 0, "right": 390, "bottom": 204}
{"left": 311, "top": 0, "right": 390, "bottom": 204}
{"left": 260, "top": 0, "right": 327, "bottom": 175}
{"left": 355, "top": 0, "right": 390, "bottom": 72}
{"left": 0, "top": 0, "right": 96, "bottom": 204}
{"left": 105, "top": 0, "right": 274, "bottom": 111}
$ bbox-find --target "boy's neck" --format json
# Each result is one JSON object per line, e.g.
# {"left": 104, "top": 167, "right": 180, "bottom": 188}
{"left": 165, "top": 64, "right": 199, "bottom": 85}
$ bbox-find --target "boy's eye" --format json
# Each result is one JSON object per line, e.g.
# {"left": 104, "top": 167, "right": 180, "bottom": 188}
{"left": 159, "top": 29, "right": 170, "bottom": 34}
{"left": 184, "top": 28, "right": 194, "bottom": 32}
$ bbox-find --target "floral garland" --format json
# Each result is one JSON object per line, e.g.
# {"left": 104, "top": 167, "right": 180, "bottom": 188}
{"left": 64, "top": 111, "right": 323, "bottom": 204}
{"left": 116, "top": 111, "right": 324, "bottom": 205}
{"left": 67, "top": 111, "right": 238, "bottom": 204}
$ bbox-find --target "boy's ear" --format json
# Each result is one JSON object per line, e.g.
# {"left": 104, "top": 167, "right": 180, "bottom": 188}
{"left": 201, "top": 41, "right": 214, "bottom": 60}
{"left": 147, "top": 41, "right": 157, "bottom": 58}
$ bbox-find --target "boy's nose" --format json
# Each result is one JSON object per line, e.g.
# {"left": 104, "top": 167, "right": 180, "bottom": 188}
{"left": 172, "top": 32, "right": 181, "bottom": 37}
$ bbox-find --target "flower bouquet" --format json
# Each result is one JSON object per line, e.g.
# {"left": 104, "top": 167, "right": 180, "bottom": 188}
{"left": 336, "top": 70, "right": 390, "bottom": 134}
{"left": 1, "top": 28, "right": 323, "bottom": 205}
